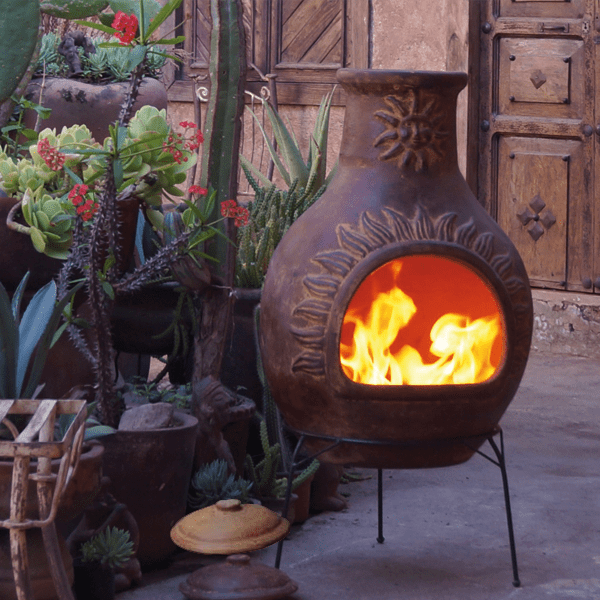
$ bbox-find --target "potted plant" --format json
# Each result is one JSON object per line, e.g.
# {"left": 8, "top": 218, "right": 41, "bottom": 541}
{"left": 221, "top": 89, "right": 336, "bottom": 407}
{"left": 72, "top": 526, "right": 134, "bottom": 600}
{"left": 245, "top": 420, "right": 319, "bottom": 524}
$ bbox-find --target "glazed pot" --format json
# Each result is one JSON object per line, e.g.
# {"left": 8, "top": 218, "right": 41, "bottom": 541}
{"left": 24, "top": 76, "right": 168, "bottom": 143}
{"left": 100, "top": 411, "right": 198, "bottom": 568}
{"left": 259, "top": 69, "right": 533, "bottom": 469}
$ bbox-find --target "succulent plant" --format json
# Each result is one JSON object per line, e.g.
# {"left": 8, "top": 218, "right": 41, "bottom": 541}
{"left": 80, "top": 526, "right": 134, "bottom": 569}
{"left": 188, "top": 459, "right": 253, "bottom": 511}
{"left": 244, "top": 420, "right": 319, "bottom": 500}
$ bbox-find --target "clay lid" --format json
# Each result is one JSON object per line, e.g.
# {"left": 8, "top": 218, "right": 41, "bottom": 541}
{"left": 171, "top": 499, "right": 290, "bottom": 555}
{"left": 179, "top": 554, "right": 298, "bottom": 600}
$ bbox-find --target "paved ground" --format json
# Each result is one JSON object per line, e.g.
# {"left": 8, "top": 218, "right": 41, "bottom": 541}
{"left": 117, "top": 351, "right": 600, "bottom": 600}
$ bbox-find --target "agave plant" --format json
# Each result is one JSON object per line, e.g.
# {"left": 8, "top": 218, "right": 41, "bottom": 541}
{"left": 0, "top": 272, "right": 82, "bottom": 399}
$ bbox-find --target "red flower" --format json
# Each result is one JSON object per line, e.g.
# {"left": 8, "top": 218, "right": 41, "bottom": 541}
{"left": 220, "top": 200, "right": 250, "bottom": 227}
{"left": 69, "top": 184, "right": 97, "bottom": 221}
{"left": 112, "top": 11, "right": 138, "bottom": 45}
{"left": 37, "top": 138, "right": 66, "bottom": 171}
{"left": 189, "top": 185, "right": 207, "bottom": 196}
{"left": 220, "top": 199, "right": 237, "bottom": 218}
{"left": 233, "top": 206, "right": 250, "bottom": 227}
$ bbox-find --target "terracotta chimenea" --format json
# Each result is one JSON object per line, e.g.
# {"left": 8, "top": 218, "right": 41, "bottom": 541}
{"left": 259, "top": 69, "right": 533, "bottom": 469}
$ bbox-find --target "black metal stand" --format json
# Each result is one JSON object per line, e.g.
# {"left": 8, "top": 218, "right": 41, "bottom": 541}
{"left": 274, "top": 426, "right": 520, "bottom": 588}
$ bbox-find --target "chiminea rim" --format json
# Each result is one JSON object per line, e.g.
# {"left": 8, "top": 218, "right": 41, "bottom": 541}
{"left": 325, "top": 241, "right": 514, "bottom": 398}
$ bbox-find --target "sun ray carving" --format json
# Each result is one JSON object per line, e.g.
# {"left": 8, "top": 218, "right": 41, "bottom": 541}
{"left": 373, "top": 91, "right": 449, "bottom": 172}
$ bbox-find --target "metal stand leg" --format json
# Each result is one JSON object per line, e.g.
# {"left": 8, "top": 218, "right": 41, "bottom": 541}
{"left": 487, "top": 432, "right": 521, "bottom": 587}
{"left": 275, "top": 435, "right": 306, "bottom": 569}
{"left": 377, "top": 469, "right": 384, "bottom": 543}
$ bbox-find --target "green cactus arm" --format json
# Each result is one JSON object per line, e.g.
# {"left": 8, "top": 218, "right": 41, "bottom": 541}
{"left": 199, "top": 0, "right": 246, "bottom": 282}
{"left": 40, "top": 0, "right": 109, "bottom": 19}
{"left": 0, "top": 0, "right": 40, "bottom": 105}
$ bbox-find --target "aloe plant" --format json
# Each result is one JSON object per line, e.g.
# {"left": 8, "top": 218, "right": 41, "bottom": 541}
{"left": 0, "top": 272, "right": 82, "bottom": 399}
{"left": 240, "top": 88, "right": 337, "bottom": 195}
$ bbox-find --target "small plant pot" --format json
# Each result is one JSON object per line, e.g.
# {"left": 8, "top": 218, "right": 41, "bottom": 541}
{"left": 72, "top": 560, "right": 115, "bottom": 600}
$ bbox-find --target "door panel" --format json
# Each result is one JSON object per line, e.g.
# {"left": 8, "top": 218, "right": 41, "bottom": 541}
{"left": 497, "top": 137, "right": 581, "bottom": 287}
{"left": 469, "top": 0, "right": 595, "bottom": 293}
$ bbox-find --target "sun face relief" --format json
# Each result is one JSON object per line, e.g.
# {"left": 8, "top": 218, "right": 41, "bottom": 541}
{"left": 339, "top": 256, "right": 506, "bottom": 386}
{"left": 373, "top": 91, "right": 448, "bottom": 171}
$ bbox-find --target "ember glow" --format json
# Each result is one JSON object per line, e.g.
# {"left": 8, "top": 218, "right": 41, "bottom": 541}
{"left": 340, "top": 256, "right": 505, "bottom": 385}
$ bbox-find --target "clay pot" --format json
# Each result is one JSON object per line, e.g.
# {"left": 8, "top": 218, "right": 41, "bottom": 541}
{"left": 24, "top": 77, "right": 168, "bottom": 143}
{"left": 259, "top": 69, "right": 534, "bottom": 469}
{"left": 100, "top": 411, "right": 198, "bottom": 568}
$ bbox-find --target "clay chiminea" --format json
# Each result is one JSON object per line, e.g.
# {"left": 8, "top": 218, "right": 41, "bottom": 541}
{"left": 258, "top": 69, "right": 533, "bottom": 469}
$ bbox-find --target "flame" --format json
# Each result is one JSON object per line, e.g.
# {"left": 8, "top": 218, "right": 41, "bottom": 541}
{"left": 340, "top": 257, "right": 504, "bottom": 386}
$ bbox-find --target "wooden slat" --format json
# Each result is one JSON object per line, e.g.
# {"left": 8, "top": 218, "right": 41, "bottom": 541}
{"left": 16, "top": 400, "right": 57, "bottom": 443}
{"left": 0, "top": 400, "right": 15, "bottom": 425}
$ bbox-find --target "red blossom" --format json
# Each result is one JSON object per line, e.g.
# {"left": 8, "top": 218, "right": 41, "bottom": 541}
{"left": 112, "top": 11, "right": 138, "bottom": 45}
{"left": 220, "top": 199, "right": 237, "bottom": 218}
{"left": 69, "top": 184, "right": 97, "bottom": 221}
{"left": 37, "top": 138, "right": 66, "bottom": 171}
{"left": 189, "top": 185, "right": 207, "bottom": 196}
{"left": 219, "top": 200, "right": 250, "bottom": 227}
{"left": 233, "top": 206, "right": 250, "bottom": 227}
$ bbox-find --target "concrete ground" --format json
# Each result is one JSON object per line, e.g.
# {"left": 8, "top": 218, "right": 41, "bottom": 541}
{"left": 117, "top": 351, "right": 600, "bottom": 600}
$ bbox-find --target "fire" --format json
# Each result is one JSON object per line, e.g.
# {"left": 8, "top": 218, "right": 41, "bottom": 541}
{"left": 340, "top": 256, "right": 504, "bottom": 385}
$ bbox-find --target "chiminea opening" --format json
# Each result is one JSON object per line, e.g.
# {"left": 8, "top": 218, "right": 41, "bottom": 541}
{"left": 259, "top": 69, "right": 533, "bottom": 470}
{"left": 340, "top": 254, "right": 506, "bottom": 386}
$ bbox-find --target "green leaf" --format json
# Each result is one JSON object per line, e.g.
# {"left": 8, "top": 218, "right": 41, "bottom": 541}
{"left": 125, "top": 44, "right": 148, "bottom": 73}
{"left": 151, "top": 35, "right": 186, "bottom": 45}
{"left": 16, "top": 280, "right": 57, "bottom": 397}
{"left": 144, "top": 0, "right": 183, "bottom": 39}
{"left": 30, "top": 227, "right": 46, "bottom": 253}
{"left": 102, "top": 281, "right": 115, "bottom": 300}
{"left": 73, "top": 20, "right": 115, "bottom": 35}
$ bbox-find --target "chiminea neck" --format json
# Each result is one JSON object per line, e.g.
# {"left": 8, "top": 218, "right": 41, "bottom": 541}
{"left": 337, "top": 69, "right": 466, "bottom": 178}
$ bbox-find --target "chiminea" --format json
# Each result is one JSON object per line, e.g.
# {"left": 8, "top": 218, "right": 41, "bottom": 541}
{"left": 259, "top": 69, "right": 533, "bottom": 469}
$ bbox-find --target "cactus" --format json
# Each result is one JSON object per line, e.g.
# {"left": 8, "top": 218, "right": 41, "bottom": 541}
{"left": 244, "top": 420, "right": 319, "bottom": 499}
{"left": 40, "top": 0, "right": 109, "bottom": 19}
{"left": 0, "top": 0, "right": 40, "bottom": 104}
{"left": 198, "top": 0, "right": 247, "bottom": 281}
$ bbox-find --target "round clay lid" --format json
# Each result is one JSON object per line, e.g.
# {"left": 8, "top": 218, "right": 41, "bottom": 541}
{"left": 179, "top": 554, "right": 298, "bottom": 600}
{"left": 171, "top": 499, "right": 291, "bottom": 555}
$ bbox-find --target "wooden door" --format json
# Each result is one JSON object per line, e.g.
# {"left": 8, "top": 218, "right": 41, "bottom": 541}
{"left": 469, "top": 0, "right": 597, "bottom": 293}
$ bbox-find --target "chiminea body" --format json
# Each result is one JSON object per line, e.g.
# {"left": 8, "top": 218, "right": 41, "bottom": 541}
{"left": 259, "top": 69, "right": 533, "bottom": 469}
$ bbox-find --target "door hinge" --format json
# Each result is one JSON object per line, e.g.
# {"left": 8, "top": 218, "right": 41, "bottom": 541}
{"left": 583, "top": 20, "right": 590, "bottom": 34}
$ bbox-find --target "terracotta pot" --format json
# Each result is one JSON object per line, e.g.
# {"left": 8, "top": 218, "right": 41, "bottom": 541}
{"left": 100, "top": 411, "right": 198, "bottom": 568}
{"left": 259, "top": 69, "right": 534, "bottom": 469}
{"left": 24, "top": 77, "right": 168, "bottom": 143}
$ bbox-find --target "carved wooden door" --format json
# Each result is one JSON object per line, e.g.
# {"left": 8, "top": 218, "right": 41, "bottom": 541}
{"left": 469, "top": 0, "right": 599, "bottom": 293}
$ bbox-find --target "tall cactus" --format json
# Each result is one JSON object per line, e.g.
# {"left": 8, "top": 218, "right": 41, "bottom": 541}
{"left": 192, "top": 0, "right": 247, "bottom": 384}
{"left": 0, "top": 0, "right": 40, "bottom": 104}
{"left": 198, "top": 0, "right": 247, "bottom": 283}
